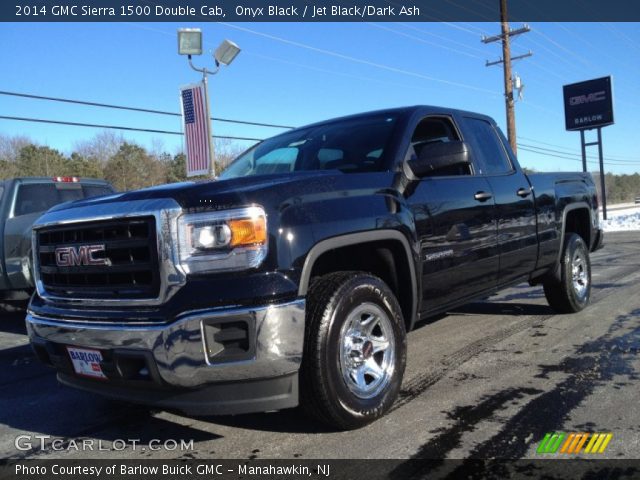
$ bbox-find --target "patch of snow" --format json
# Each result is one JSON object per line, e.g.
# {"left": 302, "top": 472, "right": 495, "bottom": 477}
{"left": 599, "top": 204, "right": 640, "bottom": 232}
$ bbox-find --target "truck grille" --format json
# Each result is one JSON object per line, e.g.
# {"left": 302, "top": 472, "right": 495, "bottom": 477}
{"left": 37, "top": 217, "right": 160, "bottom": 299}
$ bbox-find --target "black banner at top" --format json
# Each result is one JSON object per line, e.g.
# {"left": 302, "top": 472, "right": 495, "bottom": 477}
{"left": 4, "top": 0, "right": 640, "bottom": 22}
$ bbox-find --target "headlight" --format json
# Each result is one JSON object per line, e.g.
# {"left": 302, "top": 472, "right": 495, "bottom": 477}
{"left": 177, "top": 206, "right": 267, "bottom": 273}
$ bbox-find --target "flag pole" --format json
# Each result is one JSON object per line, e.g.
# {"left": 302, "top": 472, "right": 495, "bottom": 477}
{"left": 201, "top": 72, "right": 215, "bottom": 178}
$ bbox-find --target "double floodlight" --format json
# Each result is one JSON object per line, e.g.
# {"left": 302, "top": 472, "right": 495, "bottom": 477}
{"left": 178, "top": 28, "right": 241, "bottom": 66}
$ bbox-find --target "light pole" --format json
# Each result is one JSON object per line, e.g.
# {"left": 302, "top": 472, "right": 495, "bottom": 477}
{"left": 178, "top": 28, "right": 241, "bottom": 177}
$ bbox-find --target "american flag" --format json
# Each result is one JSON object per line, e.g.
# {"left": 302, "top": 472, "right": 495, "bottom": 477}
{"left": 180, "top": 83, "right": 211, "bottom": 177}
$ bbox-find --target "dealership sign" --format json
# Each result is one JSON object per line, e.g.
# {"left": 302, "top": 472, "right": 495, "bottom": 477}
{"left": 563, "top": 76, "right": 614, "bottom": 131}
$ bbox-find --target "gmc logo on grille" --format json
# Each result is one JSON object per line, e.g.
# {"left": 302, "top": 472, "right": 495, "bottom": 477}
{"left": 55, "top": 245, "right": 109, "bottom": 267}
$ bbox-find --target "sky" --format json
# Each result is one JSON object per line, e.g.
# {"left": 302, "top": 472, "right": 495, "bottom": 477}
{"left": 1, "top": 21, "right": 639, "bottom": 174}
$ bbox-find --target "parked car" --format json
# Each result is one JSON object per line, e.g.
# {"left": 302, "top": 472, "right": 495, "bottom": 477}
{"left": 0, "top": 176, "right": 114, "bottom": 301}
{"left": 26, "top": 107, "right": 602, "bottom": 429}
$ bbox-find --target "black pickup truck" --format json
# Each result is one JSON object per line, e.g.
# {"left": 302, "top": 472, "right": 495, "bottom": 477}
{"left": 26, "top": 106, "right": 602, "bottom": 429}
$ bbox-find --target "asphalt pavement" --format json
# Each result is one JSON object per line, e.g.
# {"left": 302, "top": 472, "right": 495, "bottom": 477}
{"left": 1, "top": 231, "right": 638, "bottom": 461}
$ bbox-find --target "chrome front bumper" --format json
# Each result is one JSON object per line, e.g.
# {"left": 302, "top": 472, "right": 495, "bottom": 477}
{"left": 26, "top": 299, "right": 306, "bottom": 388}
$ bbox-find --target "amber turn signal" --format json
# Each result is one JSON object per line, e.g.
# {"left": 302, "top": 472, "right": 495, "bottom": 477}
{"left": 228, "top": 216, "right": 267, "bottom": 247}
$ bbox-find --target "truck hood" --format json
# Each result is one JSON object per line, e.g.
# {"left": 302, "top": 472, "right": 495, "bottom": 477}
{"left": 45, "top": 171, "right": 390, "bottom": 213}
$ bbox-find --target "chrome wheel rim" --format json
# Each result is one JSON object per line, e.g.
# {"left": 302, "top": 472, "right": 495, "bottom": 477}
{"left": 338, "top": 302, "right": 395, "bottom": 399}
{"left": 571, "top": 250, "right": 589, "bottom": 299}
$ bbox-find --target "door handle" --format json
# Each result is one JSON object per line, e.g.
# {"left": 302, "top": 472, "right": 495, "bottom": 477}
{"left": 516, "top": 187, "right": 531, "bottom": 198}
{"left": 474, "top": 191, "right": 493, "bottom": 202}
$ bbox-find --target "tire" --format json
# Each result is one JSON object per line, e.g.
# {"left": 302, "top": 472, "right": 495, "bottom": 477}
{"left": 301, "top": 271, "right": 407, "bottom": 430}
{"left": 543, "top": 233, "right": 592, "bottom": 313}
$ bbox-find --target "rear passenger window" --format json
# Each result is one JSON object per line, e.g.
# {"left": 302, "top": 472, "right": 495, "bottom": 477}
{"left": 464, "top": 118, "right": 513, "bottom": 175}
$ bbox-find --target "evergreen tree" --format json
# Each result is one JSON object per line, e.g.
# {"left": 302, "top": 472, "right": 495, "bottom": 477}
{"left": 104, "top": 142, "right": 166, "bottom": 191}
{"left": 68, "top": 152, "right": 104, "bottom": 178}
{"left": 166, "top": 153, "right": 187, "bottom": 184}
{"left": 15, "top": 145, "right": 68, "bottom": 177}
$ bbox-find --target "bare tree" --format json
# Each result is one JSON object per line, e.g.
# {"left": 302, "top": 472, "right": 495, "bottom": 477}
{"left": 213, "top": 138, "right": 245, "bottom": 174}
{"left": 0, "top": 134, "right": 32, "bottom": 163}
{"left": 73, "top": 131, "right": 125, "bottom": 166}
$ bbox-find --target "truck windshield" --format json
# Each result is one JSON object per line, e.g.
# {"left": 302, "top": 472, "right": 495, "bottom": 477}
{"left": 219, "top": 114, "right": 398, "bottom": 180}
{"left": 13, "top": 183, "right": 113, "bottom": 217}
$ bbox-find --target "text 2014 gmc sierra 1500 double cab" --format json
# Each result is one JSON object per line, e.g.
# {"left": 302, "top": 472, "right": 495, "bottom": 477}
{"left": 27, "top": 107, "right": 603, "bottom": 429}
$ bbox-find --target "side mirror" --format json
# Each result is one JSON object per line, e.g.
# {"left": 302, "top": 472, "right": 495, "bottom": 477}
{"left": 407, "top": 141, "right": 471, "bottom": 178}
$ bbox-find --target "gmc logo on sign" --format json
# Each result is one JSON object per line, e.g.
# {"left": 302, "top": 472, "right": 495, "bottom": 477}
{"left": 569, "top": 91, "right": 606, "bottom": 106}
{"left": 55, "top": 245, "right": 109, "bottom": 267}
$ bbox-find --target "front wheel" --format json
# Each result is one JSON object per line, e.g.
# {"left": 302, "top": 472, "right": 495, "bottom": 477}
{"left": 301, "top": 272, "right": 407, "bottom": 430}
{"left": 543, "top": 233, "right": 592, "bottom": 313}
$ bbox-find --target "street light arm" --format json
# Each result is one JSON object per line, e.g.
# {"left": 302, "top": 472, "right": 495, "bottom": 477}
{"left": 188, "top": 55, "right": 220, "bottom": 77}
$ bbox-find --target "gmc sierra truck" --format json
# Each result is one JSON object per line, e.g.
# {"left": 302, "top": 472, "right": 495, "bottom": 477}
{"left": 0, "top": 177, "right": 114, "bottom": 301}
{"left": 26, "top": 107, "right": 603, "bottom": 429}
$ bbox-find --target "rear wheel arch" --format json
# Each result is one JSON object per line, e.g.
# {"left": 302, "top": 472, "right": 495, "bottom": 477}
{"left": 562, "top": 204, "right": 592, "bottom": 248}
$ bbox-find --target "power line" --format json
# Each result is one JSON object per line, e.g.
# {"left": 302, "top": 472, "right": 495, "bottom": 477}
{"left": 400, "top": 23, "right": 489, "bottom": 55}
{"left": 524, "top": 59, "right": 567, "bottom": 82}
{"left": 442, "top": 22, "right": 491, "bottom": 36}
{"left": 218, "top": 22, "right": 501, "bottom": 95}
{"left": 599, "top": 22, "right": 640, "bottom": 53}
{"left": 246, "top": 51, "right": 445, "bottom": 97}
{"left": 518, "top": 145, "right": 599, "bottom": 164}
{"left": 532, "top": 28, "right": 591, "bottom": 67}
{"left": 367, "top": 23, "right": 484, "bottom": 59}
{"left": 522, "top": 145, "right": 639, "bottom": 165}
{"left": 0, "top": 91, "right": 295, "bottom": 130}
{"left": 518, "top": 144, "right": 639, "bottom": 166}
{"left": 520, "top": 138, "right": 639, "bottom": 163}
{"left": 0, "top": 115, "right": 264, "bottom": 142}
{"left": 517, "top": 24, "right": 639, "bottom": 111}
{"left": 519, "top": 33, "right": 588, "bottom": 80}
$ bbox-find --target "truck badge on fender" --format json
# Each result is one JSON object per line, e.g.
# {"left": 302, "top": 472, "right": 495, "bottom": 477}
{"left": 55, "top": 245, "right": 109, "bottom": 267}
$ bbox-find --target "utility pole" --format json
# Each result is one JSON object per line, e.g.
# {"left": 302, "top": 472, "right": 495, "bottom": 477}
{"left": 482, "top": 0, "right": 532, "bottom": 155}
{"left": 499, "top": 0, "right": 516, "bottom": 154}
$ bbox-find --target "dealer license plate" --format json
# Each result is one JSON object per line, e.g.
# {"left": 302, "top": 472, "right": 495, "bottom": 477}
{"left": 66, "top": 347, "right": 107, "bottom": 380}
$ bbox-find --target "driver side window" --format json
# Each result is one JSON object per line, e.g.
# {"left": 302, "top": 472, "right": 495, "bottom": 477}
{"left": 407, "top": 117, "right": 470, "bottom": 176}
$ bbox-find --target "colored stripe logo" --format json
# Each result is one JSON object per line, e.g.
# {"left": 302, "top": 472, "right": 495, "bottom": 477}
{"left": 537, "top": 432, "right": 613, "bottom": 454}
